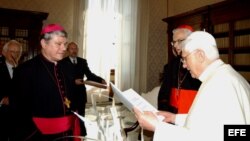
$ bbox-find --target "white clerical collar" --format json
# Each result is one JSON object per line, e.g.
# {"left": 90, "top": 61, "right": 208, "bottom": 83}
{"left": 198, "top": 59, "right": 224, "bottom": 82}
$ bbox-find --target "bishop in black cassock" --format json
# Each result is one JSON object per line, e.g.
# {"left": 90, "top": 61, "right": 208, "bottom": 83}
{"left": 10, "top": 24, "right": 81, "bottom": 141}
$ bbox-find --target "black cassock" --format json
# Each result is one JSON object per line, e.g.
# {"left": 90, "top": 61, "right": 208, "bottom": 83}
{"left": 157, "top": 57, "right": 201, "bottom": 113}
{"left": 10, "top": 54, "right": 79, "bottom": 141}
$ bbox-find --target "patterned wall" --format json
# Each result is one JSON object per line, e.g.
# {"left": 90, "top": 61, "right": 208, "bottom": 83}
{"left": 146, "top": 0, "right": 168, "bottom": 91}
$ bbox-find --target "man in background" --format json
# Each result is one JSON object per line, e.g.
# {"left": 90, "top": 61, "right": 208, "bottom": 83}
{"left": 61, "top": 42, "right": 107, "bottom": 136}
{"left": 158, "top": 25, "right": 201, "bottom": 114}
{"left": 0, "top": 40, "right": 22, "bottom": 141}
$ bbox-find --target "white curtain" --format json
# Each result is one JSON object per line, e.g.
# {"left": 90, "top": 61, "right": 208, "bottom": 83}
{"left": 83, "top": 0, "right": 139, "bottom": 91}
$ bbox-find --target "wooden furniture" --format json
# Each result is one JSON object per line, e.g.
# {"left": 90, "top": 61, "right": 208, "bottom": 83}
{"left": 163, "top": 0, "right": 250, "bottom": 82}
{"left": 0, "top": 8, "right": 48, "bottom": 63}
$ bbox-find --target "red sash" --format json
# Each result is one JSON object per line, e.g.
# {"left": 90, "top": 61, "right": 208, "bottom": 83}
{"left": 33, "top": 115, "right": 81, "bottom": 141}
{"left": 170, "top": 88, "right": 197, "bottom": 114}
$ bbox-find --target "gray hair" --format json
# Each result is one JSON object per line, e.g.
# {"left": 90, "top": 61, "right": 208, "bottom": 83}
{"left": 182, "top": 31, "right": 219, "bottom": 60}
{"left": 173, "top": 28, "right": 193, "bottom": 37}
{"left": 41, "top": 30, "right": 68, "bottom": 42}
{"left": 2, "top": 39, "right": 23, "bottom": 54}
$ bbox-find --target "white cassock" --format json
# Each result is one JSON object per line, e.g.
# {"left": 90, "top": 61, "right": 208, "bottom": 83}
{"left": 153, "top": 59, "right": 250, "bottom": 141}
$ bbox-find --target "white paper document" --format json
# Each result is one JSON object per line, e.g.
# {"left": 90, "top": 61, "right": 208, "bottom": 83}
{"left": 110, "top": 83, "right": 158, "bottom": 112}
{"left": 72, "top": 111, "right": 95, "bottom": 125}
{"left": 110, "top": 83, "right": 164, "bottom": 121}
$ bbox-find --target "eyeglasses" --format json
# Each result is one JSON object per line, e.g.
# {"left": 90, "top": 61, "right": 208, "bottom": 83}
{"left": 181, "top": 50, "right": 198, "bottom": 64}
{"left": 171, "top": 39, "right": 185, "bottom": 47}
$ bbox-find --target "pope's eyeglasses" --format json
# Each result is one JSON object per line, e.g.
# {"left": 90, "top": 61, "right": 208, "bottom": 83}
{"left": 181, "top": 50, "right": 198, "bottom": 63}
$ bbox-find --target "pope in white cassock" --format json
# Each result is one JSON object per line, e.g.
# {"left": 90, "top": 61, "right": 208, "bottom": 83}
{"left": 133, "top": 31, "right": 250, "bottom": 141}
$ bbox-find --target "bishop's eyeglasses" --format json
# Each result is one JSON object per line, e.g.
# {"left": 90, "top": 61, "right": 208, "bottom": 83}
{"left": 171, "top": 39, "right": 185, "bottom": 47}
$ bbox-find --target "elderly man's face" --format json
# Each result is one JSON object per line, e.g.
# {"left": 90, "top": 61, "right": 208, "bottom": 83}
{"left": 4, "top": 43, "right": 22, "bottom": 66}
{"left": 172, "top": 29, "right": 189, "bottom": 56}
{"left": 181, "top": 49, "right": 200, "bottom": 79}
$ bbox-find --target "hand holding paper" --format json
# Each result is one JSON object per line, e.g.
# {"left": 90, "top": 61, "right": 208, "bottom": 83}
{"left": 133, "top": 107, "right": 160, "bottom": 131}
{"left": 110, "top": 82, "right": 164, "bottom": 121}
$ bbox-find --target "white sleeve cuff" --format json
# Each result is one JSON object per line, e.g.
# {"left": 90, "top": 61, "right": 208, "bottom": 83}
{"left": 175, "top": 114, "right": 187, "bottom": 126}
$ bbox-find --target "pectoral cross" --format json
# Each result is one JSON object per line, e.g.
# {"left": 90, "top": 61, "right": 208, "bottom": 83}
{"left": 64, "top": 97, "right": 71, "bottom": 109}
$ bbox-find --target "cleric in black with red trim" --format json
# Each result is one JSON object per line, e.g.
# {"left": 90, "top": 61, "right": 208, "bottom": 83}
{"left": 10, "top": 24, "right": 81, "bottom": 141}
{"left": 157, "top": 25, "right": 201, "bottom": 114}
